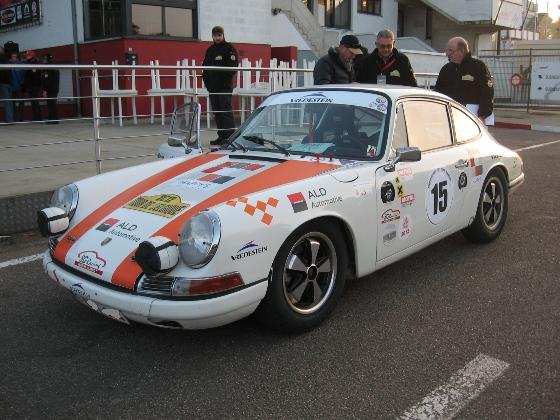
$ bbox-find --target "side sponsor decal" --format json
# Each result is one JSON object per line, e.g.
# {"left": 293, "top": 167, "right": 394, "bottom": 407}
{"left": 426, "top": 168, "right": 454, "bottom": 225}
{"left": 226, "top": 196, "right": 279, "bottom": 225}
{"left": 395, "top": 176, "right": 405, "bottom": 198}
{"left": 288, "top": 192, "right": 308, "bottom": 213}
{"left": 312, "top": 196, "right": 342, "bottom": 208}
{"left": 230, "top": 241, "right": 268, "bottom": 261}
{"left": 381, "top": 209, "right": 400, "bottom": 224}
{"left": 458, "top": 172, "right": 468, "bottom": 190}
{"left": 381, "top": 181, "right": 395, "bottom": 203}
{"left": 399, "top": 214, "right": 412, "bottom": 240}
{"left": 401, "top": 194, "right": 415, "bottom": 207}
{"left": 74, "top": 250, "right": 107, "bottom": 276}
{"left": 468, "top": 148, "right": 484, "bottom": 177}
{"left": 124, "top": 194, "right": 190, "bottom": 218}
{"left": 383, "top": 224, "right": 397, "bottom": 246}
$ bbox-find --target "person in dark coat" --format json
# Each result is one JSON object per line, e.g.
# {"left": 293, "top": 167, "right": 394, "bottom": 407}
{"left": 24, "top": 50, "right": 42, "bottom": 121}
{"left": 0, "top": 46, "right": 14, "bottom": 123}
{"left": 41, "top": 53, "right": 60, "bottom": 123}
{"left": 355, "top": 29, "right": 417, "bottom": 87}
{"left": 435, "top": 36, "right": 494, "bottom": 124}
{"left": 10, "top": 52, "right": 26, "bottom": 122}
{"left": 202, "top": 25, "right": 238, "bottom": 145}
{"left": 313, "top": 34, "right": 364, "bottom": 85}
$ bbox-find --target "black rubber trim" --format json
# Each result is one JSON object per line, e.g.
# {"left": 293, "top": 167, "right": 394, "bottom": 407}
{"left": 228, "top": 155, "right": 286, "bottom": 163}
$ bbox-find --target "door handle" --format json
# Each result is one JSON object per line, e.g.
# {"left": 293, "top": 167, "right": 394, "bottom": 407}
{"left": 455, "top": 159, "right": 469, "bottom": 168}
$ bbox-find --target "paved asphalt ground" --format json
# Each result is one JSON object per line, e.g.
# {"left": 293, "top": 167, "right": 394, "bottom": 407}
{"left": 0, "top": 127, "right": 559, "bottom": 419}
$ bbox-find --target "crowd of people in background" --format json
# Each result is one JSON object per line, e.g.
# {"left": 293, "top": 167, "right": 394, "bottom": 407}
{"left": 0, "top": 46, "right": 59, "bottom": 124}
{"left": 314, "top": 29, "right": 494, "bottom": 124}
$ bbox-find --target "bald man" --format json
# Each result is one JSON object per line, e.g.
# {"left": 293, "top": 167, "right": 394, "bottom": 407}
{"left": 435, "top": 37, "right": 494, "bottom": 124}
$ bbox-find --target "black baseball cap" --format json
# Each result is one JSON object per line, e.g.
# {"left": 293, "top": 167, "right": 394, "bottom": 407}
{"left": 340, "top": 34, "right": 363, "bottom": 55}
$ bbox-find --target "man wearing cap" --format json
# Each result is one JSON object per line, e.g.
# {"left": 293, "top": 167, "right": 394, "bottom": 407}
{"left": 313, "top": 34, "right": 364, "bottom": 85}
{"left": 355, "top": 29, "right": 417, "bottom": 87}
{"left": 202, "top": 25, "right": 239, "bottom": 146}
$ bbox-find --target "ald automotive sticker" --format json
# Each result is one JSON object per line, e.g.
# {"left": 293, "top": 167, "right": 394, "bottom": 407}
{"left": 96, "top": 218, "right": 141, "bottom": 243}
{"left": 426, "top": 168, "right": 454, "bottom": 225}
{"left": 124, "top": 194, "right": 190, "bottom": 218}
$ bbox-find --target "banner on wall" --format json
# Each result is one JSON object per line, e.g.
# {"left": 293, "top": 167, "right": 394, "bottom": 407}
{"left": 0, "top": 0, "right": 42, "bottom": 33}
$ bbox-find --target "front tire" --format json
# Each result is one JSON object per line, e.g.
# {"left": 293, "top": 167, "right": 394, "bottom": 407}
{"left": 463, "top": 169, "right": 508, "bottom": 243}
{"left": 255, "top": 221, "right": 348, "bottom": 332}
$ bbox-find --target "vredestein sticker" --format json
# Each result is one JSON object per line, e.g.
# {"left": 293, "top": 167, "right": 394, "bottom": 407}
{"left": 426, "top": 168, "right": 453, "bottom": 225}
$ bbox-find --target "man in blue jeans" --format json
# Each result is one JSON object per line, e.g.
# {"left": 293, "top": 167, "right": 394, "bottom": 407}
{"left": 0, "top": 47, "right": 14, "bottom": 123}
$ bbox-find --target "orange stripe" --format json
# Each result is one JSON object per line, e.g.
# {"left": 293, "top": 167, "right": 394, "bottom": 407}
{"left": 111, "top": 159, "right": 340, "bottom": 288}
{"left": 53, "top": 153, "right": 224, "bottom": 264}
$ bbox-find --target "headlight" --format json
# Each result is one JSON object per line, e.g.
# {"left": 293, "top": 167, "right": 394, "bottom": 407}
{"left": 51, "top": 184, "right": 79, "bottom": 220}
{"left": 178, "top": 210, "right": 220, "bottom": 268}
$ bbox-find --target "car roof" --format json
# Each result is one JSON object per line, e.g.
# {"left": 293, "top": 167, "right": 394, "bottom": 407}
{"left": 272, "top": 84, "right": 451, "bottom": 102}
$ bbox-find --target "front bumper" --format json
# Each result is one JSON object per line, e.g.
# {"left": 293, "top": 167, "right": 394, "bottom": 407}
{"left": 43, "top": 252, "right": 268, "bottom": 329}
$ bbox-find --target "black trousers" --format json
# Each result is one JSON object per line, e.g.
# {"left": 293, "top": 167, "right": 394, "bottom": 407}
{"left": 209, "top": 90, "right": 235, "bottom": 140}
{"left": 45, "top": 92, "right": 58, "bottom": 122}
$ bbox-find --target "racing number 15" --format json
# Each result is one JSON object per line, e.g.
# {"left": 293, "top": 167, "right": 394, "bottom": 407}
{"left": 431, "top": 181, "right": 448, "bottom": 215}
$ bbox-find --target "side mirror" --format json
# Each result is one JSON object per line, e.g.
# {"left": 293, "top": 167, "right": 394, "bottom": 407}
{"left": 384, "top": 146, "right": 421, "bottom": 172}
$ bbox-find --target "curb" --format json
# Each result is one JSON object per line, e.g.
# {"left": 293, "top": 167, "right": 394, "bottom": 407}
{"left": 495, "top": 121, "right": 560, "bottom": 133}
{"left": 0, "top": 191, "right": 53, "bottom": 235}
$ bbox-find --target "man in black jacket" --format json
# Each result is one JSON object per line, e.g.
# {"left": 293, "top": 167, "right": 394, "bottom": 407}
{"left": 355, "top": 29, "right": 417, "bottom": 87}
{"left": 435, "top": 37, "right": 494, "bottom": 124}
{"left": 41, "top": 54, "right": 60, "bottom": 124}
{"left": 313, "top": 34, "right": 364, "bottom": 85}
{"left": 0, "top": 46, "right": 14, "bottom": 123}
{"left": 202, "top": 26, "right": 238, "bottom": 145}
{"left": 24, "top": 50, "right": 42, "bottom": 121}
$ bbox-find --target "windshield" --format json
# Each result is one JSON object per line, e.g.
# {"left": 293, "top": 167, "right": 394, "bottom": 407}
{"left": 231, "top": 90, "right": 390, "bottom": 160}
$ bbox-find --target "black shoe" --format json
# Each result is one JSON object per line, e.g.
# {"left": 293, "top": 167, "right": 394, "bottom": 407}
{"left": 210, "top": 138, "right": 224, "bottom": 146}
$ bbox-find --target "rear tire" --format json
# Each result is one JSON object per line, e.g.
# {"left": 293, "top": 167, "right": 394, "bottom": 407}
{"left": 463, "top": 169, "right": 508, "bottom": 244}
{"left": 255, "top": 221, "right": 348, "bottom": 332}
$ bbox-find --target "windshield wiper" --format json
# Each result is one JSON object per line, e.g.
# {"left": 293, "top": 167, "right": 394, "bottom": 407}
{"left": 223, "top": 138, "right": 248, "bottom": 152}
{"left": 242, "top": 135, "right": 290, "bottom": 156}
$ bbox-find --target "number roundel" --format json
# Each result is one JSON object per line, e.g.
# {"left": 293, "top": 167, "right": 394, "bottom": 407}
{"left": 426, "top": 168, "right": 453, "bottom": 225}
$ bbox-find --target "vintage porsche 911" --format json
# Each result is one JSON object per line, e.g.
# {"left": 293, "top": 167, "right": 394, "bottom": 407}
{"left": 39, "top": 86, "right": 524, "bottom": 331}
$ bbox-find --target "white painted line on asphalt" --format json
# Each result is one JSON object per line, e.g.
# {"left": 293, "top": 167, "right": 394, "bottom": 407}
{"left": 515, "top": 139, "right": 560, "bottom": 152}
{"left": 0, "top": 253, "right": 43, "bottom": 269}
{"left": 398, "top": 354, "right": 510, "bottom": 420}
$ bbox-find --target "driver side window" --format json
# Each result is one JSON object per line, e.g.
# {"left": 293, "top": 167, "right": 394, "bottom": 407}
{"left": 391, "top": 103, "right": 408, "bottom": 158}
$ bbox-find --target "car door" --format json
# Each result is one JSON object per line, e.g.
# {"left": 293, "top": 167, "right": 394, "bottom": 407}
{"left": 376, "top": 99, "right": 468, "bottom": 261}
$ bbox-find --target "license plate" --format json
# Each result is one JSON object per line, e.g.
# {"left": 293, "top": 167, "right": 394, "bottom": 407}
{"left": 75, "top": 296, "right": 130, "bottom": 324}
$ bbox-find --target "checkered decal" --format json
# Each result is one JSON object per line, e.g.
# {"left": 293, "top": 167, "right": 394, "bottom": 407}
{"left": 226, "top": 196, "right": 279, "bottom": 225}
{"left": 203, "top": 162, "right": 265, "bottom": 173}
{"left": 468, "top": 149, "right": 483, "bottom": 176}
{"left": 196, "top": 161, "right": 266, "bottom": 185}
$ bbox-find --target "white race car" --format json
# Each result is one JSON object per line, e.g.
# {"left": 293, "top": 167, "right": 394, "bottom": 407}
{"left": 39, "top": 85, "right": 524, "bottom": 332}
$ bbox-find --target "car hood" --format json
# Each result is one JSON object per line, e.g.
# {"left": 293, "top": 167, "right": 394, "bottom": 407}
{"left": 52, "top": 152, "right": 342, "bottom": 289}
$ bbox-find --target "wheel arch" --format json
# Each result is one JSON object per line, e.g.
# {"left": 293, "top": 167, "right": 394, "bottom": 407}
{"left": 288, "top": 215, "right": 357, "bottom": 279}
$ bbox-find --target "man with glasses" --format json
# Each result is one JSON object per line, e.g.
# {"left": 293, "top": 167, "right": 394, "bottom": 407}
{"left": 313, "top": 34, "right": 364, "bottom": 85}
{"left": 435, "top": 37, "right": 494, "bottom": 124}
{"left": 355, "top": 29, "right": 417, "bottom": 87}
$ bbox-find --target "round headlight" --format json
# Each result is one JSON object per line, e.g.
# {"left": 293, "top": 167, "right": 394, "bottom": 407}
{"left": 178, "top": 210, "right": 220, "bottom": 268}
{"left": 51, "top": 184, "right": 79, "bottom": 220}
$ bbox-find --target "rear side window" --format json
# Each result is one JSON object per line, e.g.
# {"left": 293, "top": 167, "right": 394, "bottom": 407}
{"left": 451, "top": 106, "right": 481, "bottom": 143}
{"left": 402, "top": 101, "right": 452, "bottom": 151}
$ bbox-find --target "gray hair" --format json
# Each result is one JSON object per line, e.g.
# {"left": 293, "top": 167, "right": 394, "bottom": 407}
{"left": 377, "top": 29, "right": 395, "bottom": 41}
{"left": 451, "top": 36, "right": 470, "bottom": 54}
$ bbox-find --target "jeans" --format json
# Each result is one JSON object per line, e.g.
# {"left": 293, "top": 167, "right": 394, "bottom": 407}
{"left": 0, "top": 83, "right": 14, "bottom": 123}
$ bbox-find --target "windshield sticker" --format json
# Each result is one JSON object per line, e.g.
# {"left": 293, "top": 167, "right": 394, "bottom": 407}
{"left": 289, "top": 143, "right": 334, "bottom": 153}
{"left": 124, "top": 194, "right": 190, "bottom": 218}
{"left": 262, "top": 91, "right": 389, "bottom": 114}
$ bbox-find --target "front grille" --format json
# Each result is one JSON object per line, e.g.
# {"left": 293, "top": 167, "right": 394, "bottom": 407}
{"left": 137, "top": 276, "right": 174, "bottom": 296}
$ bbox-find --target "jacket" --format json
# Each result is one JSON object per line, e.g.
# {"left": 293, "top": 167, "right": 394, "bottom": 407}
{"left": 0, "top": 53, "right": 12, "bottom": 85}
{"left": 355, "top": 48, "right": 417, "bottom": 87}
{"left": 24, "top": 58, "right": 42, "bottom": 90}
{"left": 313, "top": 47, "right": 354, "bottom": 85}
{"left": 435, "top": 54, "right": 494, "bottom": 118}
{"left": 202, "top": 40, "right": 238, "bottom": 92}
{"left": 41, "top": 67, "right": 60, "bottom": 95}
